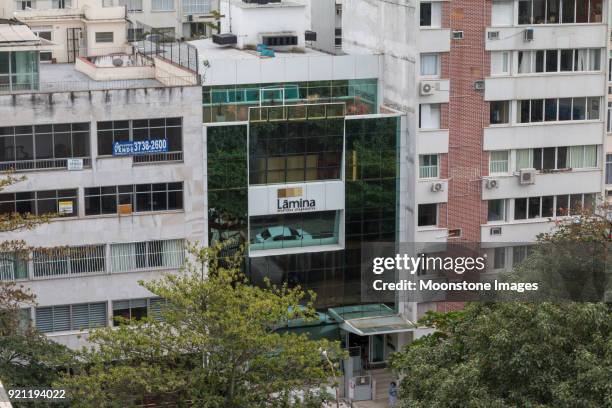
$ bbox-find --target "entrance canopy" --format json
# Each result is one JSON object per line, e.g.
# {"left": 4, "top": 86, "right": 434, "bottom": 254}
{"left": 328, "top": 304, "right": 416, "bottom": 336}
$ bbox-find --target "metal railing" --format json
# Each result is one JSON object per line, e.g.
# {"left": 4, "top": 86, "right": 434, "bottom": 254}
{"left": 33, "top": 245, "right": 106, "bottom": 279}
{"left": 419, "top": 165, "right": 439, "bottom": 179}
{"left": 132, "top": 151, "right": 183, "bottom": 164}
{"left": 134, "top": 32, "right": 199, "bottom": 73}
{"left": 110, "top": 239, "right": 185, "bottom": 273}
{"left": 0, "top": 158, "right": 92, "bottom": 172}
{"left": 489, "top": 160, "right": 508, "bottom": 174}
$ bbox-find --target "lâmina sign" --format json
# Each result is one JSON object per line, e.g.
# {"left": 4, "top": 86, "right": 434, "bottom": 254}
{"left": 275, "top": 187, "right": 319, "bottom": 213}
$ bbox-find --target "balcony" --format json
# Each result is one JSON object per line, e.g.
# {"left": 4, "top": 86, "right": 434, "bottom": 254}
{"left": 418, "top": 28, "right": 450, "bottom": 53}
{"left": 417, "top": 129, "right": 449, "bottom": 154}
{"left": 416, "top": 179, "right": 448, "bottom": 204}
{"left": 484, "top": 121, "right": 605, "bottom": 150}
{"left": 485, "top": 24, "right": 607, "bottom": 52}
{"left": 481, "top": 220, "right": 555, "bottom": 243}
{"left": 482, "top": 169, "right": 602, "bottom": 200}
{"left": 485, "top": 73, "right": 605, "bottom": 101}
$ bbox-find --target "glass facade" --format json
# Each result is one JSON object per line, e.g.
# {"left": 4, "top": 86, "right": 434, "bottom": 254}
{"left": 249, "top": 109, "right": 344, "bottom": 185}
{"left": 250, "top": 211, "right": 341, "bottom": 251}
{"left": 207, "top": 125, "right": 248, "bottom": 245}
{"left": 202, "top": 79, "right": 377, "bottom": 123}
{"left": 0, "top": 51, "right": 39, "bottom": 92}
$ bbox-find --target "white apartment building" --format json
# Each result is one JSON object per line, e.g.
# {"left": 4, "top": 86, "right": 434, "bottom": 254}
{"left": 0, "top": 20, "right": 203, "bottom": 349}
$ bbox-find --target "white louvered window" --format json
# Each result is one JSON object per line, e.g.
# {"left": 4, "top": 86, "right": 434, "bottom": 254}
{"left": 110, "top": 239, "right": 185, "bottom": 273}
{"left": 35, "top": 303, "right": 107, "bottom": 333}
{"left": 152, "top": 0, "right": 174, "bottom": 11}
{"left": 32, "top": 245, "right": 105, "bottom": 278}
{"left": 183, "top": 0, "right": 210, "bottom": 14}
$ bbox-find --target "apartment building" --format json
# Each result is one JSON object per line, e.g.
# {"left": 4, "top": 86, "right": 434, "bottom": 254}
{"left": 343, "top": 0, "right": 608, "bottom": 279}
{"left": 190, "top": 0, "right": 418, "bottom": 376}
{"left": 0, "top": 20, "right": 203, "bottom": 348}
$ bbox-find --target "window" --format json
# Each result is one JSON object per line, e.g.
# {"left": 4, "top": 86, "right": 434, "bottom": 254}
{"left": 518, "top": 48, "right": 601, "bottom": 74}
{"left": 32, "top": 245, "right": 105, "bottom": 278}
{"left": 52, "top": 0, "right": 70, "bottom": 7}
{"left": 568, "top": 145, "right": 598, "bottom": 168}
{"left": 513, "top": 245, "right": 533, "bottom": 266}
{"left": 112, "top": 298, "right": 163, "bottom": 325}
{"left": 182, "top": 0, "right": 210, "bottom": 14}
{"left": 127, "top": 28, "right": 144, "bottom": 41}
{"left": 152, "top": 0, "right": 174, "bottom": 10}
{"left": 35, "top": 302, "right": 107, "bottom": 333}
{"left": 491, "top": 51, "right": 511, "bottom": 75}
{"left": 420, "top": 53, "right": 440, "bottom": 77}
{"left": 515, "top": 193, "right": 596, "bottom": 220}
{"left": 489, "top": 150, "right": 509, "bottom": 173}
{"left": 517, "top": 97, "right": 600, "bottom": 123}
{"left": 519, "top": 0, "right": 603, "bottom": 24}
{"left": 489, "top": 101, "right": 510, "bottom": 125}
{"left": 249, "top": 115, "right": 343, "bottom": 185}
{"left": 17, "top": 1, "right": 34, "bottom": 10}
{"left": 0, "top": 253, "right": 28, "bottom": 281}
{"left": 249, "top": 211, "right": 341, "bottom": 251}
{"left": 493, "top": 247, "right": 506, "bottom": 269}
{"left": 419, "top": 104, "right": 441, "bottom": 129}
{"left": 97, "top": 117, "right": 182, "bottom": 161}
{"left": 419, "top": 154, "right": 439, "bottom": 178}
{"left": 492, "top": 0, "right": 514, "bottom": 26}
{"left": 40, "top": 52, "right": 52, "bottom": 62}
{"left": 606, "top": 154, "right": 612, "bottom": 184}
{"left": 262, "top": 36, "right": 298, "bottom": 47}
{"left": 110, "top": 239, "right": 185, "bottom": 272}
{"left": 0, "top": 123, "right": 90, "bottom": 171}
{"left": 33, "top": 30, "right": 51, "bottom": 41}
{"left": 420, "top": 2, "right": 432, "bottom": 26}
{"left": 0, "top": 189, "right": 77, "bottom": 217}
{"left": 488, "top": 199, "right": 506, "bottom": 222}
{"left": 0, "top": 51, "right": 39, "bottom": 92}
{"left": 515, "top": 145, "right": 595, "bottom": 171}
{"left": 418, "top": 203, "right": 437, "bottom": 227}
{"left": 85, "top": 183, "right": 183, "bottom": 215}
{"left": 95, "top": 32, "right": 114, "bottom": 43}
{"left": 119, "top": 0, "right": 143, "bottom": 11}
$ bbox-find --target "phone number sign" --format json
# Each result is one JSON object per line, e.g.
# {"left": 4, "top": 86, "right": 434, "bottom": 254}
{"left": 113, "top": 139, "right": 168, "bottom": 156}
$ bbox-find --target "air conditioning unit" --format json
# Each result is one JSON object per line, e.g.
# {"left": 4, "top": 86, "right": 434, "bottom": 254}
{"left": 474, "top": 80, "right": 485, "bottom": 90}
{"left": 519, "top": 168, "right": 536, "bottom": 185}
{"left": 487, "top": 31, "right": 500, "bottom": 40}
{"left": 431, "top": 182, "right": 444, "bottom": 192}
{"left": 485, "top": 179, "right": 499, "bottom": 189}
{"left": 420, "top": 81, "right": 436, "bottom": 96}
{"left": 452, "top": 30, "right": 464, "bottom": 40}
{"left": 490, "top": 226, "right": 502, "bottom": 236}
{"left": 523, "top": 27, "right": 534, "bottom": 41}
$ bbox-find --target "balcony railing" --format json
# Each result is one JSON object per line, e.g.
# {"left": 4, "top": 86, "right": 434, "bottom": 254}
{"left": 419, "top": 165, "right": 438, "bottom": 179}
{"left": 0, "top": 158, "right": 92, "bottom": 172}
{"left": 490, "top": 160, "right": 509, "bottom": 174}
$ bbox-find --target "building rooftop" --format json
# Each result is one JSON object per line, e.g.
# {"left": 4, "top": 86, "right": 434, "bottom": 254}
{"left": 0, "top": 23, "right": 39, "bottom": 45}
{"left": 189, "top": 38, "right": 331, "bottom": 61}
{"left": 231, "top": 0, "right": 304, "bottom": 9}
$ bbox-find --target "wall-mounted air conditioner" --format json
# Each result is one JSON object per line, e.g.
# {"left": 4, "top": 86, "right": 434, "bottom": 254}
{"left": 485, "top": 179, "right": 499, "bottom": 189}
{"left": 487, "top": 31, "right": 500, "bottom": 40}
{"left": 490, "top": 226, "right": 502, "bottom": 236}
{"left": 420, "top": 81, "right": 436, "bottom": 96}
{"left": 431, "top": 182, "right": 444, "bottom": 192}
{"left": 523, "top": 27, "right": 534, "bottom": 41}
{"left": 519, "top": 168, "right": 536, "bottom": 185}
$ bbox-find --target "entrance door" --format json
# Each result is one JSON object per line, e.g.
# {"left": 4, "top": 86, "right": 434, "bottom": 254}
{"left": 67, "top": 28, "right": 82, "bottom": 63}
{"left": 369, "top": 334, "right": 385, "bottom": 364}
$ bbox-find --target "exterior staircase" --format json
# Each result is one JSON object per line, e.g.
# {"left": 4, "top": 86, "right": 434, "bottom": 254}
{"left": 370, "top": 368, "right": 396, "bottom": 402}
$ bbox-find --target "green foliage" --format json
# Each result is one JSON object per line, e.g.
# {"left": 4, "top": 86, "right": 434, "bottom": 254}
{"left": 391, "top": 302, "right": 612, "bottom": 408}
{"left": 57, "top": 244, "right": 344, "bottom": 407}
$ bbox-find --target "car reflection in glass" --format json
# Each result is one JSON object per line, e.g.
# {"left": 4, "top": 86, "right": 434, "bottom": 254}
{"left": 254, "top": 226, "right": 312, "bottom": 243}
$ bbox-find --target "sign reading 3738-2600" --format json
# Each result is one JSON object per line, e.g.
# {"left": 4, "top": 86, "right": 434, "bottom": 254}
{"left": 112, "top": 139, "right": 168, "bottom": 156}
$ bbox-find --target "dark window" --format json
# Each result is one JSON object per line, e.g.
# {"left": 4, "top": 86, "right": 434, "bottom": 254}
{"left": 542, "top": 147, "right": 556, "bottom": 170}
{"left": 112, "top": 298, "right": 160, "bottom": 326}
{"left": 490, "top": 101, "right": 510, "bottom": 124}
{"left": 560, "top": 49, "right": 573, "bottom": 71}
{"left": 572, "top": 97, "right": 586, "bottom": 120}
{"left": 558, "top": 98, "right": 572, "bottom": 120}
{"left": 418, "top": 203, "right": 437, "bottom": 227}
{"left": 535, "top": 51, "right": 545, "bottom": 72}
{"left": 488, "top": 199, "right": 505, "bottom": 222}
{"left": 562, "top": 0, "right": 575, "bottom": 23}
{"left": 545, "top": 50, "right": 558, "bottom": 72}
{"left": 544, "top": 99, "right": 557, "bottom": 121}
{"left": 606, "top": 154, "right": 612, "bottom": 184}
{"left": 0, "top": 189, "right": 77, "bottom": 217}
{"left": 556, "top": 194, "right": 569, "bottom": 216}
{"left": 514, "top": 198, "right": 527, "bottom": 220}
{"left": 420, "top": 2, "right": 432, "bottom": 26}
{"left": 557, "top": 147, "right": 568, "bottom": 168}
{"left": 528, "top": 196, "right": 541, "bottom": 218}
{"left": 97, "top": 118, "right": 182, "bottom": 162}
{"left": 84, "top": 183, "right": 183, "bottom": 215}
{"left": 542, "top": 195, "right": 554, "bottom": 217}
{"left": 530, "top": 99, "right": 543, "bottom": 122}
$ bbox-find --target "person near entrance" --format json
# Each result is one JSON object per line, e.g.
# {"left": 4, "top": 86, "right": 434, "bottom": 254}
{"left": 388, "top": 381, "right": 398, "bottom": 406}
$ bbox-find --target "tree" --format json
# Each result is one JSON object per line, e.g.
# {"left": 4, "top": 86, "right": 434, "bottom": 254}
{"left": 0, "top": 172, "right": 73, "bottom": 390}
{"left": 56, "top": 244, "right": 344, "bottom": 408}
{"left": 390, "top": 303, "right": 612, "bottom": 408}
{"left": 505, "top": 203, "right": 611, "bottom": 302}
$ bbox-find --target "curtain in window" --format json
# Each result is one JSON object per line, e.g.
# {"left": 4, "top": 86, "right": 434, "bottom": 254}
{"left": 583, "top": 145, "right": 597, "bottom": 167}
{"left": 575, "top": 49, "right": 588, "bottom": 71}
{"left": 518, "top": 51, "right": 531, "bottom": 73}
{"left": 420, "top": 54, "right": 439, "bottom": 76}
{"left": 490, "top": 151, "right": 509, "bottom": 173}
{"left": 588, "top": 49, "right": 600, "bottom": 70}
{"left": 516, "top": 149, "right": 531, "bottom": 170}
{"left": 569, "top": 146, "right": 584, "bottom": 168}
{"left": 111, "top": 243, "right": 136, "bottom": 272}
{"left": 420, "top": 104, "right": 440, "bottom": 129}
{"left": 162, "top": 239, "right": 185, "bottom": 268}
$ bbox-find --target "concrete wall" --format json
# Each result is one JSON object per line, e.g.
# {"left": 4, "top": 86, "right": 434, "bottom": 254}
{"left": 0, "top": 84, "right": 205, "bottom": 346}
{"left": 308, "top": 0, "right": 336, "bottom": 54}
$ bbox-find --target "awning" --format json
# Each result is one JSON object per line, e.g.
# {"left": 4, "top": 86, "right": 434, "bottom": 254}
{"left": 328, "top": 304, "right": 416, "bottom": 336}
